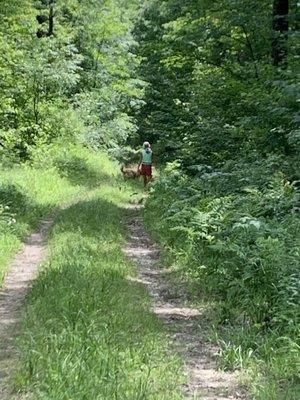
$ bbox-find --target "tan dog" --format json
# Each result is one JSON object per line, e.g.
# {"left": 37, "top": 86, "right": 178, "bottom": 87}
{"left": 121, "top": 165, "right": 140, "bottom": 180}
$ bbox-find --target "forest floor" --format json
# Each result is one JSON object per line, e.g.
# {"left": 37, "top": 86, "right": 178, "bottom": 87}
{"left": 0, "top": 185, "right": 246, "bottom": 399}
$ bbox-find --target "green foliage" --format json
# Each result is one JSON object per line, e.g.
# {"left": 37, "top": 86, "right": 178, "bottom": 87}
{"left": 144, "top": 161, "right": 300, "bottom": 398}
{"left": 1, "top": 0, "right": 299, "bottom": 398}
{"left": 0, "top": 0, "right": 144, "bottom": 160}
{"left": 134, "top": 0, "right": 299, "bottom": 166}
{"left": 135, "top": 2, "right": 299, "bottom": 397}
{"left": 0, "top": 143, "right": 117, "bottom": 284}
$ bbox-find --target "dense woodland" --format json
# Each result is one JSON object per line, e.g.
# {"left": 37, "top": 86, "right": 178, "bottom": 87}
{"left": 0, "top": 0, "right": 143, "bottom": 159}
{"left": 0, "top": 1, "right": 299, "bottom": 399}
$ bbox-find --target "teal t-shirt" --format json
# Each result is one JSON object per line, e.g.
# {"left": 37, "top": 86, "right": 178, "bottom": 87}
{"left": 142, "top": 149, "right": 152, "bottom": 165}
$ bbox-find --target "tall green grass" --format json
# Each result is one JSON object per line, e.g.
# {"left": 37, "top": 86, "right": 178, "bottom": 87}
{"left": 14, "top": 181, "right": 183, "bottom": 399}
{"left": 0, "top": 144, "right": 117, "bottom": 283}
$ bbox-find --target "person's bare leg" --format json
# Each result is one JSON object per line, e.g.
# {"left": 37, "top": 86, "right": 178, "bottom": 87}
{"left": 143, "top": 175, "right": 147, "bottom": 187}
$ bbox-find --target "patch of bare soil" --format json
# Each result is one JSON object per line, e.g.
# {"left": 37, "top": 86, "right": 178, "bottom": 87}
{"left": 123, "top": 205, "right": 246, "bottom": 400}
{"left": 0, "top": 215, "right": 56, "bottom": 399}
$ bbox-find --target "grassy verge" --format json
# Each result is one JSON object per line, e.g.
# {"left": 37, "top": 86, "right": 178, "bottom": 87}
{"left": 0, "top": 144, "right": 117, "bottom": 284}
{"left": 13, "top": 173, "right": 183, "bottom": 399}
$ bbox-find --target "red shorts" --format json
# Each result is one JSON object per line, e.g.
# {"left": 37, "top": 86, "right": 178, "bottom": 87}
{"left": 140, "top": 164, "right": 152, "bottom": 177}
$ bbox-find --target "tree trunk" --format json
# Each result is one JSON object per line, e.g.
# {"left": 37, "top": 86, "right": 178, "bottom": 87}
{"left": 48, "top": 1, "right": 54, "bottom": 36}
{"left": 272, "top": 0, "right": 289, "bottom": 67}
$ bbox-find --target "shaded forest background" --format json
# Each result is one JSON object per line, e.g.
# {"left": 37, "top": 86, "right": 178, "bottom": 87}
{"left": 0, "top": 0, "right": 143, "bottom": 160}
{"left": 0, "top": 1, "right": 299, "bottom": 399}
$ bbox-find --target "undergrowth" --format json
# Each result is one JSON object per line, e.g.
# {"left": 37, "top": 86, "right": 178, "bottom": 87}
{"left": 144, "top": 159, "right": 300, "bottom": 400}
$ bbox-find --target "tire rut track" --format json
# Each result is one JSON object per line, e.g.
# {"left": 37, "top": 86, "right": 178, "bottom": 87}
{"left": 123, "top": 205, "right": 246, "bottom": 400}
{"left": 0, "top": 214, "right": 56, "bottom": 398}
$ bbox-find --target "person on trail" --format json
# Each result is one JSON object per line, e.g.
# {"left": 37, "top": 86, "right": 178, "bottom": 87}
{"left": 138, "top": 141, "right": 155, "bottom": 188}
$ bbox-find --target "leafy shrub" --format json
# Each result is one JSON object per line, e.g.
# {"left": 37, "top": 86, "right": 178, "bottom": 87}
{"left": 146, "top": 162, "right": 299, "bottom": 327}
{"left": 144, "top": 159, "right": 300, "bottom": 394}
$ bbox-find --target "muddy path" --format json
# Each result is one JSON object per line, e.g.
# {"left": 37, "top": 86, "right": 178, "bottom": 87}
{"left": 123, "top": 205, "right": 245, "bottom": 400}
{"left": 0, "top": 214, "right": 57, "bottom": 399}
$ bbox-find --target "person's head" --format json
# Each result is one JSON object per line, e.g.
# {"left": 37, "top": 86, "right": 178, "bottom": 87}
{"left": 143, "top": 141, "right": 151, "bottom": 149}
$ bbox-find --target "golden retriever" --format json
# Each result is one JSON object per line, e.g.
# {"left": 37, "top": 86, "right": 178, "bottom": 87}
{"left": 121, "top": 165, "right": 140, "bottom": 180}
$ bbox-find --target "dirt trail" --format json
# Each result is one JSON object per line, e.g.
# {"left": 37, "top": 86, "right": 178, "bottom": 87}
{"left": 124, "top": 205, "right": 245, "bottom": 400}
{"left": 0, "top": 215, "right": 56, "bottom": 398}
{"left": 0, "top": 200, "right": 245, "bottom": 399}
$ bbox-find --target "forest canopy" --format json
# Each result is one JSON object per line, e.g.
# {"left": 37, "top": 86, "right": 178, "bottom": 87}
{"left": 0, "top": 0, "right": 143, "bottom": 161}
{"left": 134, "top": 0, "right": 299, "bottom": 172}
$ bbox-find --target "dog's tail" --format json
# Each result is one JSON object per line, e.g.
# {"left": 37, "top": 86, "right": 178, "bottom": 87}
{"left": 120, "top": 165, "right": 125, "bottom": 173}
